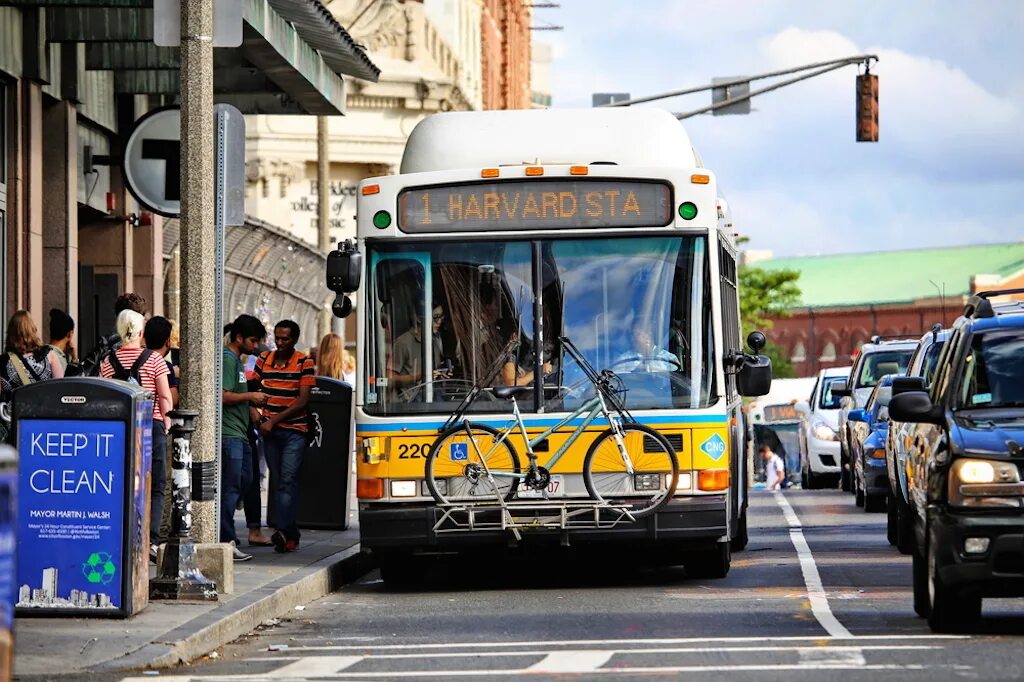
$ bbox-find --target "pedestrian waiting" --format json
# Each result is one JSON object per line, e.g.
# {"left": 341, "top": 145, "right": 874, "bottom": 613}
{"left": 221, "top": 315, "right": 270, "bottom": 562}
{"left": 316, "top": 333, "right": 345, "bottom": 381}
{"left": 47, "top": 308, "right": 76, "bottom": 373}
{"left": 81, "top": 292, "right": 147, "bottom": 376}
{"left": 255, "top": 320, "right": 315, "bottom": 553}
{"left": 100, "top": 309, "right": 172, "bottom": 562}
{"left": 1, "top": 310, "right": 65, "bottom": 393}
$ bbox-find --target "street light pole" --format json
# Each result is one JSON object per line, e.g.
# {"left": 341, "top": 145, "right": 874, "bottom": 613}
{"left": 178, "top": 0, "right": 218, "bottom": 545}
{"left": 318, "top": 116, "right": 331, "bottom": 341}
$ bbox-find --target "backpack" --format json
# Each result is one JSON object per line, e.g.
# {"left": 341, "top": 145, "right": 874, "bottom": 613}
{"left": 108, "top": 349, "right": 154, "bottom": 388}
{"left": 81, "top": 333, "right": 120, "bottom": 377}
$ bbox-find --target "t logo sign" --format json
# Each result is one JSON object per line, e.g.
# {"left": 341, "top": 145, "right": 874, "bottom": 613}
{"left": 141, "top": 139, "right": 181, "bottom": 202}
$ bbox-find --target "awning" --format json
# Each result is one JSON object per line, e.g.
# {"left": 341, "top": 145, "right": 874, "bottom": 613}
{"left": 163, "top": 216, "right": 328, "bottom": 339}
{"left": 2, "top": 0, "right": 380, "bottom": 115}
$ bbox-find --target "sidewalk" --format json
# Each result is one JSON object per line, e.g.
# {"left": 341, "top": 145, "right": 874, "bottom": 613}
{"left": 14, "top": 523, "right": 367, "bottom": 676}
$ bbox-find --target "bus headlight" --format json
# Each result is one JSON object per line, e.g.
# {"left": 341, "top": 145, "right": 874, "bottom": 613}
{"left": 421, "top": 479, "right": 447, "bottom": 497}
{"left": 668, "top": 472, "right": 693, "bottom": 494}
{"left": 634, "top": 473, "right": 662, "bottom": 491}
{"left": 390, "top": 480, "right": 418, "bottom": 498}
{"left": 949, "top": 458, "right": 1023, "bottom": 508}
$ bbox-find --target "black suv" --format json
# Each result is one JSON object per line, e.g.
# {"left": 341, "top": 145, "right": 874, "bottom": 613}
{"left": 890, "top": 289, "right": 1024, "bottom": 632}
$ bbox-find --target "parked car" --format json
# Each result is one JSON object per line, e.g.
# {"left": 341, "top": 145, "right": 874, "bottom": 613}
{"left": 795, "top": 366, "right": 851, "bottom": 489}
{"left": 847, "top": 375, "right": 895, "bottom": 512}
{"left": 890, "top": 289, "right": 1024, "bottom": 632}
{"left": 886, "top": 325, "right": 950, "bottom": 553}
{"left": 834, "top": 336, "right": 918, "bottom": 492}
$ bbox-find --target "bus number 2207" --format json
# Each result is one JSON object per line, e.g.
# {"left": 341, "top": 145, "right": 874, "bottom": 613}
{"left": 397, "top": 443, "right": 426, "bottom": 459}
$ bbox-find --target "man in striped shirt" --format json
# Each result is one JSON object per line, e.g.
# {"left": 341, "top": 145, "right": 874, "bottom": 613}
{"left": 255, "top": 320, "right": 315, "bottom": 553}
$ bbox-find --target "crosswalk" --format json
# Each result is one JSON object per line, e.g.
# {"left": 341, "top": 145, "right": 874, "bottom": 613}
{"left": 120, "top": 635, "right": 970, "bottom": 680}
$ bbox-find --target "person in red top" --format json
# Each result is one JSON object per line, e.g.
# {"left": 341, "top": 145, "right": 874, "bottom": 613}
{"left": 100, "top": 310, "right": 172, "bottom": 560}
{"left": 254, "top": 320, "right": 315, "bottom": 552}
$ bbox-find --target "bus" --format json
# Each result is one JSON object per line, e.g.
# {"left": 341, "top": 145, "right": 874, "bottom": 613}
{"left": 326, "top": 108, "right": 772, "bottom": 584}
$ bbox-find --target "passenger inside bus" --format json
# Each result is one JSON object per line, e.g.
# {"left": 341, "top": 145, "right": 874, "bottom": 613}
{"left": 387, "top": 302, "right": 451, "bottom": 401}
{"left": 496, "top": 317, "right": 552, "bottom": 387}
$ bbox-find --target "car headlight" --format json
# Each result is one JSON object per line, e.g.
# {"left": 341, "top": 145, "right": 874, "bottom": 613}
{"left": 812, "top": 421, "right": 838, "bottom": 441}
{"left": 949, "top": 458, "right": 1024, "bottom": 508}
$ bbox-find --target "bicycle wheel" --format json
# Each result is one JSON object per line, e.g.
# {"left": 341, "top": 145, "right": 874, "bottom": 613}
{"left": 583, "top": 423, "right": 678, "bottom": 518}
{"left": 426, "top": 422, "right": 521, "bottom": 505}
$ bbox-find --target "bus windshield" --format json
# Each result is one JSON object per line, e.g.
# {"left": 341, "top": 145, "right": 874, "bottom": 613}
{"left": 364, "top": 235, "right": 714, "bottom": 416}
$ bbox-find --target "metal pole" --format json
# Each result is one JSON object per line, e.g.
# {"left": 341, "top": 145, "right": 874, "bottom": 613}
{"left": 602, "top": 55, "right": 878, "bottom": 108}
{"left": 150, "top": 410, "right": 217, "bottom": 600}
{"left": 177, "top": 0, "right": 218, "bottom": 544}
{"left": 318, "top": 116, "right": 332, "bottom": 342}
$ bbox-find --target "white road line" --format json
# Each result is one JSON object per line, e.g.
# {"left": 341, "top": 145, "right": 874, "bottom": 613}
{"left": 526, "top": 650, "right": 615, "bottom": 672}
{"left": 774, "top": 490, "right": 854, "bottom": 639}
{"left": 798, "top": 646, "right": 866, "bottom": 666}
{"left": 287, "top": 633, "right": 963, "bottom": 652}
{"left": 264, "top": 655, "right": 364, "bottom": 677}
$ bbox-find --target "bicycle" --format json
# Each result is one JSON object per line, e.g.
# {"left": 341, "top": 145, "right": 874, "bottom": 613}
{"left": 424, "top": 336, "right": 679, "bottom": 518}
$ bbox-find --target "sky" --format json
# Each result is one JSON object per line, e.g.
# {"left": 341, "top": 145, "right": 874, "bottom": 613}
{"left": 542, "top": 0, "right": 1024, "bottom": 257}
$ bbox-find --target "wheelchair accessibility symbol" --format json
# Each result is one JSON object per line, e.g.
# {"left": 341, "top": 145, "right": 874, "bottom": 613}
{"left": 450, "top": 443, "right": 468, "bottom": 461}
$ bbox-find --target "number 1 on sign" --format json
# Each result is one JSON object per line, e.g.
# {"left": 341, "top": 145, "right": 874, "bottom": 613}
{"left": 421, "top": 192, "right": 432, "bottom": 224}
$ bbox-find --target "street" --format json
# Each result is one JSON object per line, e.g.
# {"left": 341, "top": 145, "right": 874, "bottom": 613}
{"left": 110, "top": 490, "right": 1024, "bottom": 681}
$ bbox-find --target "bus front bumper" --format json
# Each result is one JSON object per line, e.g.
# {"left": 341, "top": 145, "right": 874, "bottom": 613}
{"left": 359, "top": 495, "right": 728, "bottom": 554}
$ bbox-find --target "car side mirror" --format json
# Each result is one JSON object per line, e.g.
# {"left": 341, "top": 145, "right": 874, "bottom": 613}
{"left": 889, "top": 392, "right": 944, "bottom": 425}
{"left": 892, "top": 376, "right": 925, "bottom": 397}
{"left": 794, "top": 400, "right": 811, "bottom": 415}
{"left": 326, "top": 239, "right": 362, "bottom": 294}
{"left": 738, "top": 354, "right": 772, "bottom": 397}
{"left": 832, "top": 380, "right": 851, "bottom": 398}
{"left": 847, "top": 408, "right": 869, "bottom": 423}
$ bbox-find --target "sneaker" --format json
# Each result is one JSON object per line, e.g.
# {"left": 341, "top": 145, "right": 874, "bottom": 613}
{"left": 149, "top": 544, "right": 158, "bottom": 564}
{"left": 231, "top": 542, "right": 253, "bottom": 563}
{"left": 284, "top": 539, "right": 299, "bottom": 552}
{"left": 271, "top": 531, "right": 287, "bottom": 554}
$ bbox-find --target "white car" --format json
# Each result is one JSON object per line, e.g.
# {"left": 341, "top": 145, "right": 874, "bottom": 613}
{"left": 796, "top": 366, "right": 851, "bottom": 489}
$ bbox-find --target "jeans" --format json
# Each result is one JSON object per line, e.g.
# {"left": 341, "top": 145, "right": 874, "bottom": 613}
{"left": 220, "top": 437, "right": 253, "bottom": 544}
{"left": 262, "top": 428, "right": 306, "bottom": 540}
{"left": 151, "top": 422, "right": 167, "bottom": 546}
{"left": 243, "top": 426, "right": 264, "bottom": 529}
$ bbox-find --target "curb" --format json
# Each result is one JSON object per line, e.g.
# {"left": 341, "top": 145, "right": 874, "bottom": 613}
{"left": 90, "top": 543, "right": 373, "bottom": 672}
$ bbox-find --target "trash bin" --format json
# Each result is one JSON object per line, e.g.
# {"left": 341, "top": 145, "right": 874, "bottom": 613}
{"left": 0, "top": 445, "right": 16, "bottom": 678}
{"left": 296, "top": 377, "right": 353, "bottom": 530}
{"left": 13, "top": 378, "right": 153, "bottom": 618}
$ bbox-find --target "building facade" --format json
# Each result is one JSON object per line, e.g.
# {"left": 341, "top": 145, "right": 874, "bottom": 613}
{"left": 481, "top": 0, "right": 531, "bottom": 110}
{"left": 0, "top": 1, "right": 378, "bottom": 355}
{"left": 755, "top": 242, "right": 1024, "bottom": 376}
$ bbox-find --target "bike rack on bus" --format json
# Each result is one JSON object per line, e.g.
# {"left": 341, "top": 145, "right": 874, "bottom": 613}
{"left": 432, "top": 499, "right": 638, "bottom": 541}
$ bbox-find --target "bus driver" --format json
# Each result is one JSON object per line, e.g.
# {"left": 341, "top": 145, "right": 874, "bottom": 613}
{"left": 614, "top": 319, "right": 679, "bottom": 373}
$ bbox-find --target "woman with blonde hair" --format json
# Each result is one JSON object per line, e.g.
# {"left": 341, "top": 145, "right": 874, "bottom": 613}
{"left": 1, "top": 310, "right": 65, "bottom": 396}
{"left": 316, "top": 333, "right": 344, "bottom": 380}
{"left": 100, "top": 309, "right": 173, "bottom": 561}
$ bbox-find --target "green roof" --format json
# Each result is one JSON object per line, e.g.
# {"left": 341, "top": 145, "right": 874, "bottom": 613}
{"left": 754, "top": 242, "right": 1024, "bottom": 309}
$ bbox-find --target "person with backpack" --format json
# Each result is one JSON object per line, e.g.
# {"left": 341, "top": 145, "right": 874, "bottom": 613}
{"left": 100, "top": 309, "right": 172, "bottom": 561}
{"left": 79, "top": 292, "right": 147, "bottom": 377}
{"left": 1, "top": 311, "right": 64, "bottom": 443}
{"left": 47, "top": 308, "right": 76, "bottom": 373}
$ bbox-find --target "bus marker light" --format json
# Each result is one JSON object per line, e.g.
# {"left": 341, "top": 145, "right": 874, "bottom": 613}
{"left": 525, "top": 166, "right": 544, "bottom": 176}
{"left": 390, "top": 480, "right": 417, "bottom": 498}
{"left": 698, "top": 469, "right": 730, "bottom": 491}
{"left": 634, "top": 473, "right": 662, "bottom": 491}
{"left": 481, "top": 168, "right": 500, "bottom": 178}
{"left": 570, "top": 166, "right": 589, "bottom": 176}
{"left": 679, "top": 202, "right": 698, "bottom": 220}
{"left": 362, "top": 184, "right": 380, "bottom": 196}
{"left": 691, "top": 174, "right": 710, "bottom": 184}
{"left": 373, "top": 210, "right": 392, "bottom": 229}
{"left": 357, "top": 479, "right": 384, "bottom": 499}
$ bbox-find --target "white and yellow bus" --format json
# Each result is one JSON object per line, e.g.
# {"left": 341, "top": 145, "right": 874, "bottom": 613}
{"left": 327, "top": 108, "right": 771, "bottom": 584}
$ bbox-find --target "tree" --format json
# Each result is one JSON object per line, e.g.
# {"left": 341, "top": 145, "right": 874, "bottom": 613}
{"left": 738, "top": 263, "right": 801, "bottom": 379}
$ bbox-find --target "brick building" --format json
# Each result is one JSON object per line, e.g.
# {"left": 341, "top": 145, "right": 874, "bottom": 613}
{"left": 482, "top": 0, "right": 532, "bottom": 110}
{"left": 754, "top": 242, "right": 1024, "bottom": 377}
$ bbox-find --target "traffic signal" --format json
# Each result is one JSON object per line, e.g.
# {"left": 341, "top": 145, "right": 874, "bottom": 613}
{"left": 856, "top": 73, "right": 879, "bottom": 142}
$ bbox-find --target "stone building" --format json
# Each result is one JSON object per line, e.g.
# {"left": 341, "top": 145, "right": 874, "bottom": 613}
{"left": 482, "top": 0, "right": 531, "bottom": 110}
{"left": 755, "top": 242, "right": 1024, "bottom": 377}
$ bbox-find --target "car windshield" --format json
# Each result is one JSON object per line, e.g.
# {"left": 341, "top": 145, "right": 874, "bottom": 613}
{"left": 819, "top": 376, "right": 846, "bottom": 409}
{"left": 364, "top": 235, "right": 715, "bottom": 416}
{"left": 957, "top": 329, "right": 1024, "bottom": 409}
{"left": 856, "top": 349, "right": 913, "bottom": 388}
{"left": 921, "top": 341, "right": 945, "bottom": 383}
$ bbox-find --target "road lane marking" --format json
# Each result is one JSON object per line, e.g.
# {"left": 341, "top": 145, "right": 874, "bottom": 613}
{"left": 798, "top": 646, "right": 866, "bottom": 666}
{"left": 264, "top": 655, "right": 364, "bottom": 677}
{"left": 774, "top": 490, "right": 854, "bottom": 639}
{"left": 526, "top": 650, "right": 615, "bottom": 672}
{"left": 286, "top": 633, "right": 963, "bottom": 652}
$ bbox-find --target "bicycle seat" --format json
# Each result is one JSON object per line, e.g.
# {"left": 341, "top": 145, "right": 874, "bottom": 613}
{"left": 492, "top": 386, "right": 534, "bottom": 400}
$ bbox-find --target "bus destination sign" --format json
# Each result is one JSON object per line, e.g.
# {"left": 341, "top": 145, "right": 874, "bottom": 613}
{"left": 397, "top": 179, "right": 672, "bottom": 232}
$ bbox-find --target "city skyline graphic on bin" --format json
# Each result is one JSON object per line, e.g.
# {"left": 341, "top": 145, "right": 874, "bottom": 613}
{"left": 17, "top": 564, "right": 114, "bottom": 609}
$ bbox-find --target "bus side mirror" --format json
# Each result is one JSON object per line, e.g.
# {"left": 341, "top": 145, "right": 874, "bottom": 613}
{"left": 738, "top": 354, "right": 772, "bottom": 397}
{"left": 332, "top": 294, "right": 353, "bottom": 319}
{"left": 746, "top": 330, "right": 766, "bottom": 353}
{"left": 326, "top": 240, "right": 362, "bottom": 294}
